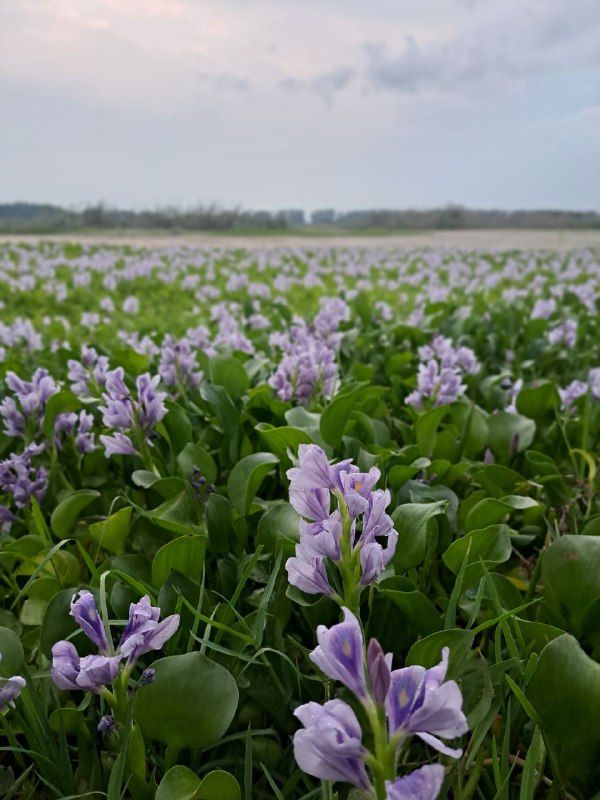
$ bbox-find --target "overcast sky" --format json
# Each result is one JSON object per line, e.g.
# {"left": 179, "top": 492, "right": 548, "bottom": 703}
{"left": 1, "top": 0, "right": 599, "bottom": 211}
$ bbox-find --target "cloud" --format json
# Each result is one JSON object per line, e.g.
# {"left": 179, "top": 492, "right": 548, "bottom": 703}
{"left": 279, "top": 67, "right": 355, "bottom": 104}
{"left": 198, "top": 71, "right": 252, "bottom": 92}
{"left": 363, "top": 0, "right": 600, "bottom": 94}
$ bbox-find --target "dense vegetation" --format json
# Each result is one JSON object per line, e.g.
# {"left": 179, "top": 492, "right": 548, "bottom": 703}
{"left": 1, "top": 203, "right": 599, "bottom": 233}
{"left": 0, "top": 240, "right": 599, "bottom": 799}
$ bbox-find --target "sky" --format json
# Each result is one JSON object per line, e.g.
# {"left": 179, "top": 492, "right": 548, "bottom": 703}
{"left": 1, "top": 0, "right": 599, "bottom": 212}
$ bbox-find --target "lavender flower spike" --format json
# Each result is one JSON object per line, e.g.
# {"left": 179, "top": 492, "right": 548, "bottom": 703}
{"left": 385, "top": 765, "right": 445, "bottom": 800}
{"left": 119, "top": 595, "right": 179, "bottom": 664}
{"left": 0, "top": 675, "right": 26, "bottom": 713}
{"left": 386, "top": 648, "right": 468, "bottom": 757}
{"left": 293, "top": 700, "right": 372, "bottom": 790}
{"left": 310, "top": 607, "right": 367, "bottom": 699}
{"left": 70, "top": 590, "right": 109, "bottom": 652}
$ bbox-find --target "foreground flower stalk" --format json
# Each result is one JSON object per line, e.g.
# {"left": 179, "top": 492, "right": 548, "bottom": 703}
{"left": 285, "top": 445, "right": 397, "bottom": 611}
{"left": 293, "top": 608, "right": 468, "bottom": 800}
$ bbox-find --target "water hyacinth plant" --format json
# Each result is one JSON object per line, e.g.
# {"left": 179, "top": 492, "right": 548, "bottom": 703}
{"left": 0, "top": 240, "right": 598, "bottom": 798}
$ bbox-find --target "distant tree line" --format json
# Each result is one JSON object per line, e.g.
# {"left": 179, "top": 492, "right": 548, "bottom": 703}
{"left": 0, "top": 202, "right": 598, "bottom": 233}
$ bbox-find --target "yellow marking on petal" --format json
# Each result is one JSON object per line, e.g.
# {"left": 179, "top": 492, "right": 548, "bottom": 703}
{"left": 342, "top": 639, "right": 352, "bottom": 657}
{"left": 354, "top": 481, "right": 362, "bottom": 491}
{"left": 399, "top": 688, "right": 409, "bottom": 707}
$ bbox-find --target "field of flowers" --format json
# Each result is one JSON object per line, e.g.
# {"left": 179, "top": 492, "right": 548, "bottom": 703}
{"left": 0, "top": 240, "right": 599, "bottom": 800}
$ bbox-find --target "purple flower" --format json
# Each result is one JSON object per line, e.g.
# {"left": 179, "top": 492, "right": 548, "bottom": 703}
{"left": 589, "top": 368, "right": 600, "bottom": 400}
{"left": 159, "top": 335, "right": 203, "bottom": 391}
{"left": 51, "top": 641, "right": 119, "bottom": 692}
{"left": 97, "top": 714, "right": 116, "bottom": 734}
{"left": 51, "top": 641, "right": 81, "bottom": 690}
{"left": 385, "top": 765, "right": 445, "bottom": 800}
{"left": 119, "top": 595, "right": 179, "bottom": 664}
{"left": 310, "top": 607, "right": 367, "bottom": 699}
{"left": 136, "top": 374, "right": 167, "bottom": 431}
{"left": 338, "top": 467, "right": 381, "bottom": 518}
{"left": 99, "top": 432, "right": 138, "bottom": 457}
{"left": 0, "top": 443, "right": 48, "bottom": 509}
{"left": 289, "top": 486, "right": 331, "bottom": 522}
{"left": 70, "top": 590, "right": 109, "bottom": 652}
{"left": 293, "top": 700, "right": 371, "bottom": 790}
{"left": 548, "top": 319, "right": 577, "bottom": 348}
{"left": 1, "top": 368, "right": 58, "bottom": 439}
{"left": 77, "top": 654, "right": 122, "bottom": 691}
{"left": 74, "top": 411, "right": 96, "bottom": 453}
{"left": 367, "top": 638, "right": 392, "bottom": 704}
{"left": 0, "top": 675, "right": 26, "bottom": 713}
{"left": 360, "top": 536, "right": 397, "bottom": 585}
{"left": 68, "top": 345, "right": 109, "bottom": 397}
{"left": 299, "top": 510, "right": 343, "bottom": 560}
{"left": 531, "top": 298, "right": 556, "bottom": 320}
{"left": 285, "top": 546, "right": 334, "bottom": 595}
{"left": 287, "top": 445, "right": 339, "bottom": 491}
{"left": 386, "top": 648, "right": 468, "bottom": 757}
{"left": 100, "top": 368, "right": 136, "bottom": 430}
{"left": 559, "top": 380, "right": 587, "bottom": 414}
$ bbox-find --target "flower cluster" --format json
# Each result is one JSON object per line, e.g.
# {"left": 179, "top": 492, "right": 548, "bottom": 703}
{"left": 269, "top": 321, "right": 338, "bottom": 405}
{"left": 52, "top": 591, "right": 179, "bottom": 694}
{"left": 406, "top": 335, "right": 479, "bottom": 411}
{"left": 0, "top": 368, "right": 58, "bottom": 439}
{"left": 55, "top": 410, "right": 96, "bottom": 453}
{"left": 548, "top": 319, "right": 577, "bottom": 348}
{"left": 158, "top": 334, "right": 203, "bottom": 392}
{"left": 293, "top": 608, "right": 467, "bottom": 799}
{"left": 99, "top": 368, "right": 167, "bottom": 457}
{"left": 0, "top": 443, "right": 48, "bottom": 523}
{"left": 285, "top": 445, "right": 397, "bottom": 606}
{"left": 67, "top": 345, "right": 110, "bottom": 397}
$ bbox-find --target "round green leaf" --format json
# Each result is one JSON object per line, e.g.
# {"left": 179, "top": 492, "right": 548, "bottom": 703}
{"left": 133, "top": 652, "right": 239, "bottom": 749}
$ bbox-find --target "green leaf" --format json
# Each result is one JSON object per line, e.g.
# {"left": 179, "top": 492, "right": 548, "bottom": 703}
{"left": 134, "top": 651, "right": 239, "bottom": 749}
{"left": 256, "top": 501, "right": 300, "bottom": 556}
{"left": 152, "top": 535, "right": 206, "bottom": 589}
{"left": 519, "top": 727, "right": 546, "bottom": 800}
{"left": 156, "top": 766, "right": 199, "bottom": 800}
{"left": 465, "top": 495, "right": 538, "bottom": 533}
{"left": 43, "top": 390, "right": 81, "bottom": 440}
{"left": 255, "top": 424, "right": 313, "bottom": 460}
{"left": 0, "top": 626, "right": 24, "bottom": 677}
{"left": 156, "top": 766, "right": 241, "bottom": 800}
{"left": 197, "top": 770, "right": 241, "bottom": 800}
{"left": 88, "top": 507, "right": 132, "bottom": 555}
{"left": 210, "top": 356, "right": 250, "bottom": 400}
{"left": 132, "top": 470, "right": 161, "bottom": 488}
{"left": 415, "top": 405, "right": 450, "bottom": 455}
{"left": 177, "top": 443, "right": 217, "bottom": 484}
{"left": 379, "top": 589, "right": 441, "bottom": 641}
{"left": 227, "top": 453, "right": 279, "bottom": 515}
{"left": 442, "top": 524, "right": 512, "bottom": 585}
{"left": 163, "top": 400, "right": 193, "bottom": 455}
{"left": 525, "top": 634, "right": 600, "bottom": 793}
{"left": 391, "top": 500, "right": 447, "bottom": 571}
{"left": 320, "top": 382, "right": 366, "bottom": 448}
{"left": 149, "top": 487, "right": 202, "bottom": 536}
{"left": 542, "top": 534, "right": 600, "bottom": 635}
{"left": 486, "top": 412, "right": 535, "bottom": 457}
{"left": 406, "top": 628, "right": 474, "bottom": 674}
{"left": 516, "top": 382, "right": 560, "bottom": 420}
{"left": 50, "top": 490, "right": 100, "bottom": 538}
